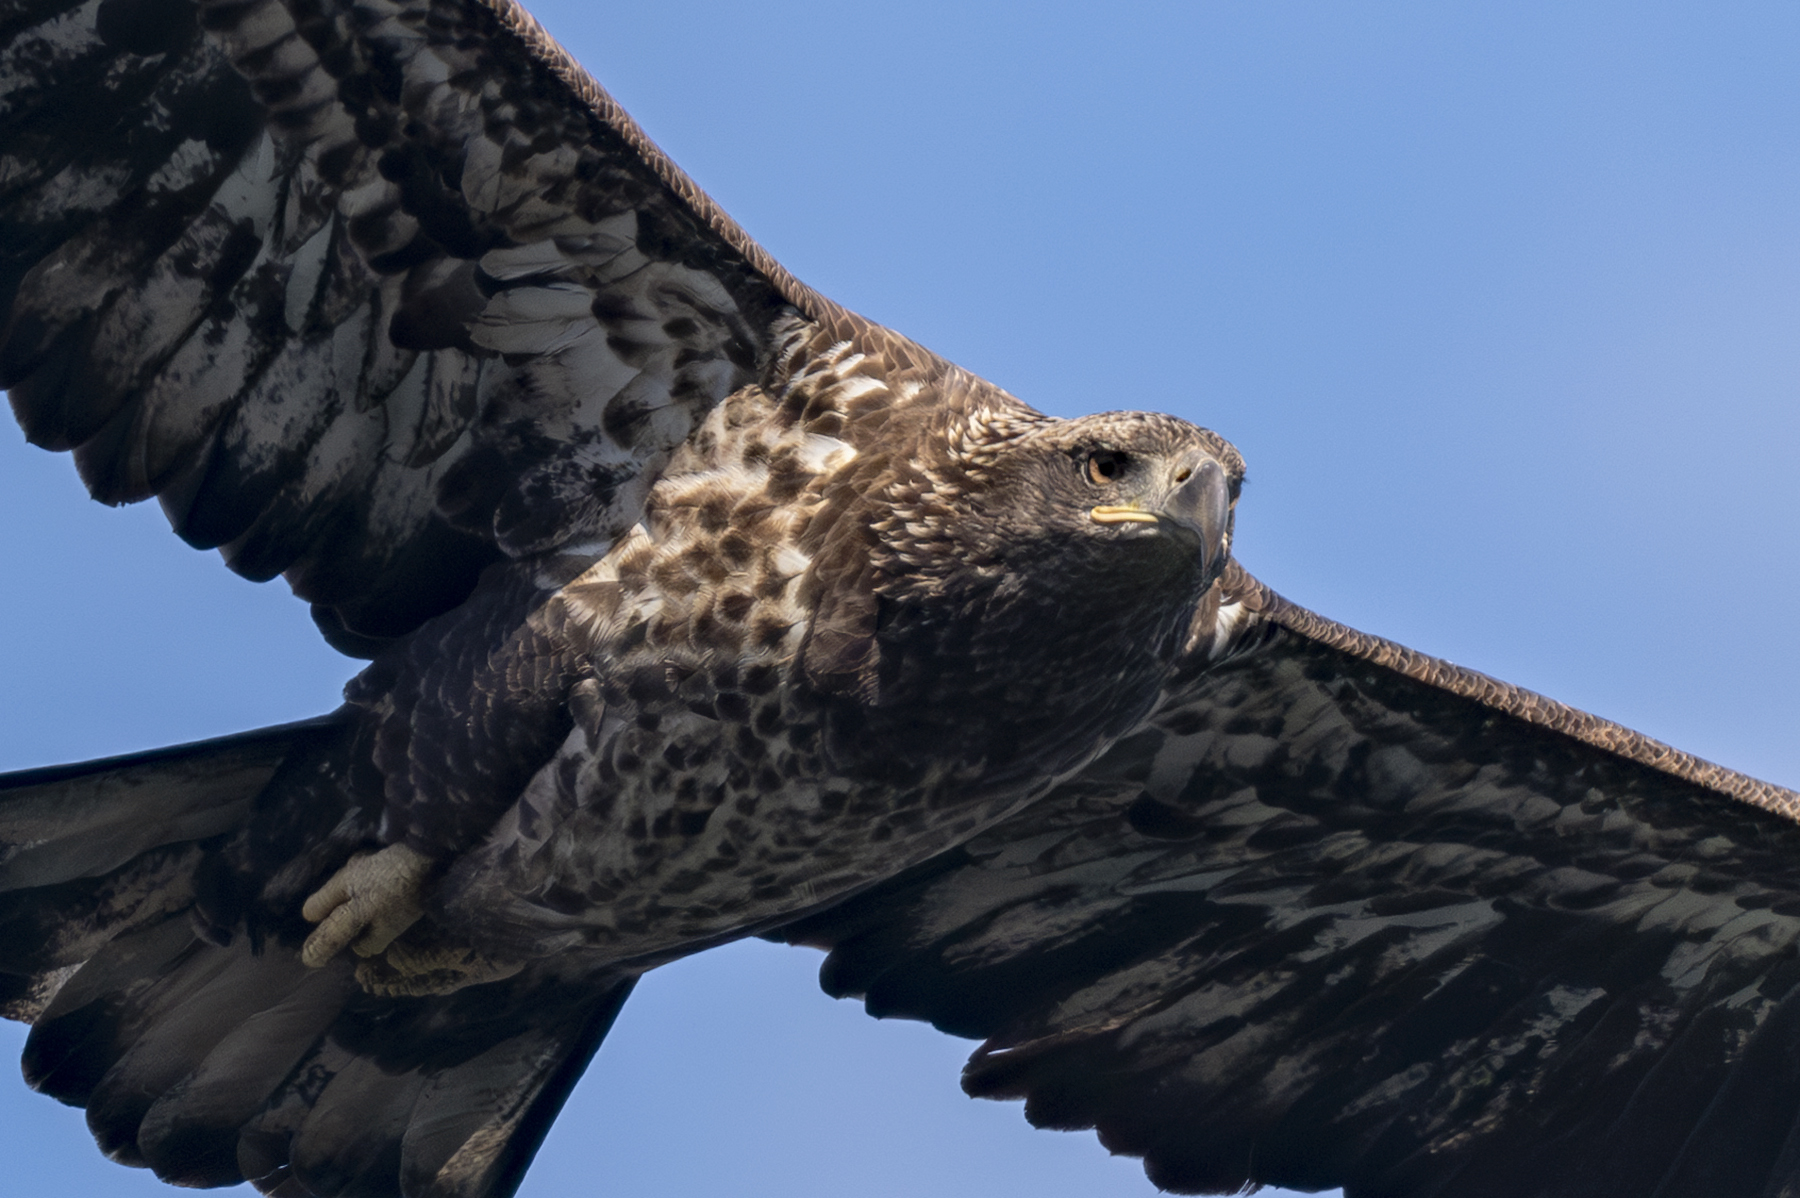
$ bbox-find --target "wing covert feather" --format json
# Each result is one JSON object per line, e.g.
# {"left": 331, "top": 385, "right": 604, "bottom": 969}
{"left": 774, "top": 565, "right": 1800, "bottom": 1198}
{"left": 0, "top": 0, "right": 832, "bottom": 653}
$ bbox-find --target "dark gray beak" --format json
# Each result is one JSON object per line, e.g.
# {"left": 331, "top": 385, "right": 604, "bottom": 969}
{"left": 1160, "top": 454, "right": 1232, "bottom": 582}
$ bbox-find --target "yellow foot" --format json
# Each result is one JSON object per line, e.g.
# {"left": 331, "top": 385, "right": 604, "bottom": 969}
{"left": 355, "top": 937, "right": 525, "bottom": 998}
{"left": 299, "top": 843, "right": 434, "bottom": 968}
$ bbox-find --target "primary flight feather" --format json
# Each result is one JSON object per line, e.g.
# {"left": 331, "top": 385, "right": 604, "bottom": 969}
{"left": 2, "top": 2, "right": 1799, "bottom": 1197}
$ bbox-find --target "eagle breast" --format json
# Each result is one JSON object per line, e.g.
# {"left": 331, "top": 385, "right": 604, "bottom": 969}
{"left": 438, "top": 316, "right": 1245, "bottom": 962}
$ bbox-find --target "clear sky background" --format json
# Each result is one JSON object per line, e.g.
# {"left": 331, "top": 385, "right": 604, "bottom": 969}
{"left": 2, "top": 2, "right": 1797, "bottom": 1196}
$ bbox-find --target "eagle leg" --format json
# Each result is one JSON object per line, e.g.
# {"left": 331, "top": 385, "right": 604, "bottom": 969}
{"left": 299, "top": 842, "right": 433, "bottom": 968}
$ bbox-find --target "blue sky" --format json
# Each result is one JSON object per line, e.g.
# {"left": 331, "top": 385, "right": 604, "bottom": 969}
{"left": 2, "top": 2, "right": 1797, "bottom": 1196}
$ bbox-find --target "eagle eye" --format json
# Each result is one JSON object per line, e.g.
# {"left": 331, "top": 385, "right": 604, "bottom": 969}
{"left": 1085, "top": 449, "right": 1128, "bottom": 487}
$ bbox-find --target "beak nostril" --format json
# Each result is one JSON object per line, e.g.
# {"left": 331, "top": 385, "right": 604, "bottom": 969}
{"left": 1174, "top": 467, "right": 1192, "bottom": 483}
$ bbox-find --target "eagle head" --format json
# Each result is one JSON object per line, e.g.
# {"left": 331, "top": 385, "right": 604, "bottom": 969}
{"left": 873, "top": 406, "right": 1244, "bottom": 620}
{"left": 805, "top": 402, "right": 1245, "bottom": 782}
{"left": 979, "top": 409, "right": 1243, "bottom": 599}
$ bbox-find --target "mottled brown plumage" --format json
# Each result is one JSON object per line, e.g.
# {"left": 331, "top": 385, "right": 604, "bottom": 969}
{"left": 3, "top": 1, "right": 1800, "bottom": 1197}
{"left": 411, "top": 317, "right": 1239, "bottom": 971}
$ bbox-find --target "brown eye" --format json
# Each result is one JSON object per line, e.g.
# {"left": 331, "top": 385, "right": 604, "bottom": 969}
{"left": 1086, "top": 450, "right": 1127, "bottom": 486}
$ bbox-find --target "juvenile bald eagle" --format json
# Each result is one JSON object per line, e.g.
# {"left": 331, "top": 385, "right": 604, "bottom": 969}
{"left": 3, "top": 2, "right": 1800, "bottom": 1198}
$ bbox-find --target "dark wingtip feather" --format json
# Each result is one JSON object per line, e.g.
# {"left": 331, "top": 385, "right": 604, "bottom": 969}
{"left": 479, "top": 977, "right": 636, "bottom": 1198}
{"left": 22, "top": 991, "right": 130, "bottom": 1100}
{"left": 3, "top": 313, "right": 97, "bottom": 449}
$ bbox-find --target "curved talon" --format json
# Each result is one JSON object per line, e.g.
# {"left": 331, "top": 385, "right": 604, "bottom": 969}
{"left": 300, "top": 843, "right": 433, "bottom": 968}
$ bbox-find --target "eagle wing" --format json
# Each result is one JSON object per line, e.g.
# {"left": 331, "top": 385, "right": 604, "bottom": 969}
{"left": 773, "top": 563, "right": 1800, "bottom": 1198}
{"left": 9, "top": 2, "right": 1800, "bottom": 1197}
{"left": 0, "top": 0, "right": 833, "bottom": 654}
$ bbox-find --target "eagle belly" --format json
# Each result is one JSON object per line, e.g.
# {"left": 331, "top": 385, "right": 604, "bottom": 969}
{"left": 433, "top": 374, "right": 1027, "bottom": 961}
{"left": 405, "top": 321, "right": 1228, "bottom": 971}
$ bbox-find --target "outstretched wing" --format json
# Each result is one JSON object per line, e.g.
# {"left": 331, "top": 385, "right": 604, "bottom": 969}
{"left": 774, "top": 564, "right": 1800, "bottom": 1198}
{"left": 0, "top": 0, "right": 835, "bottom": 654}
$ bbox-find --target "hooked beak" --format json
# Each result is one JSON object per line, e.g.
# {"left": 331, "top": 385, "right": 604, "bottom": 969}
{"left": 1090, "top": 453, "right": 1232, "bottom": 581}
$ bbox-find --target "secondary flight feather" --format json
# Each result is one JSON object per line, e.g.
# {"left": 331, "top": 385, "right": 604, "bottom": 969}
{"left": 1, "top": 2, "right": 1796, "bottom": 1198}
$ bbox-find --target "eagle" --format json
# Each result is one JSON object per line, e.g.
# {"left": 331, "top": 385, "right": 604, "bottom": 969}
{"left": 0, "top": 4, "right": 1796, "bottom": 1198}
